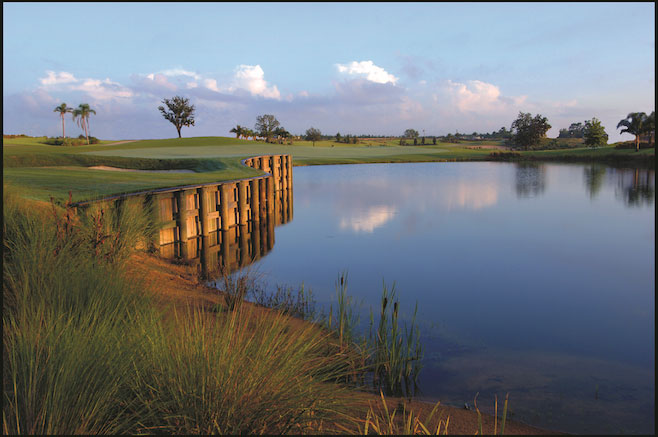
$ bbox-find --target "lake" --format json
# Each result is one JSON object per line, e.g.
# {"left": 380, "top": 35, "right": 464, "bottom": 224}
{"left": 225, "top": 161, "right": 655, "bottom": 435}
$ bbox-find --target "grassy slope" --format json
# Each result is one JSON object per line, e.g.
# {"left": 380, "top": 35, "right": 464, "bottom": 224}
{"left": 3, "top": 135, "right": 654, "bottom": 203}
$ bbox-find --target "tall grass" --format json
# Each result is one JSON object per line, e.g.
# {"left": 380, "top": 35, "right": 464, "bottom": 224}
{"left": 324, "top": 273, "right": 423, "bottom": 398}
{"left": 131, "top": 304, "right": 358, "bottom": 434}
{"left": 3, "top": 188, "right": 363, "bottom": 434}
{"left": 369, "top": 282, "right": 423, "bottom": 398}
{"left": 3, "top": 187, "right": 156, "bottom": 434}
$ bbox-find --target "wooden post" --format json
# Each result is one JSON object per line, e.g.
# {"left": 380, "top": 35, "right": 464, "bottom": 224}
{"left": 237, "top": 180, "right": 249, "bottom": 225}
{"left": 258, "top": 177, "right": 267, "bottom": 220}
{"left": 251, "top": 220, "right": 261, "bottom": 260}
{"left": 272, "top": 156, "right": 281, "bottom": 191}
{"left": 238, "top": 225, "right": 249, "bottom": 266}
{"left": 266, "top": 176, "right": 275, "bottom": 214}
{"left": 219, "top": 184, "right": 231, "bottom": 231}
{"left": 250, "top": 178, "right": 260, "bottom": 223}
{"left": 175, "top": 190, "right": 192, "bottom": 260}
{"left": 198, "top": 187, "right": 212, "bottom": 277}
{"left": 220, "top": 228, "right": 230, "bottom": 270}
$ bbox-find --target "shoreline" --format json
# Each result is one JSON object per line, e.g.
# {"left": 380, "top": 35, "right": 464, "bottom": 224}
{"left": 128, "top": 250, "right": 567, "bottom": 435}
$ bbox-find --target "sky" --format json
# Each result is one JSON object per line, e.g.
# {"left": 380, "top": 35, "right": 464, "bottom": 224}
{"left": 3, "top": 2, "right": 655, "bottom": 141}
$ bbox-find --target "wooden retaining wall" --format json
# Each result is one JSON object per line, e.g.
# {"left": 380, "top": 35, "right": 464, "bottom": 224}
{"left": 73, "top": 155, "right": 293, "bottom": 276}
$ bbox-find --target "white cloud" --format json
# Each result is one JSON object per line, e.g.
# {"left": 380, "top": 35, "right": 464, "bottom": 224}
{"left": 39, "top": 71, "right": 78, "bottom": 86}
{"left": 72, "top": 78, "right": 133, "bottom": 100}
{"left": 158, "top": 68, "right": 201, "bottom": 80}
{"left": 445, "top": 79, "right": 526, "bottom": 113}
{"left": 204, "top": 78, "right": 220, "bottom": 92}
{"left": 230, "top": 64, "right": 281, "bottom": 99}
{"left": 336, "top": 61, "right": 398, "bottom": 85}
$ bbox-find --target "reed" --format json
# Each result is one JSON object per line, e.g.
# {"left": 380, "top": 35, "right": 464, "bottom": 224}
{"left": 355, "top": 390, "right": 450, "bottom": 435}
{"left": 369, "top": 282, "right": 423, "bottom": 397}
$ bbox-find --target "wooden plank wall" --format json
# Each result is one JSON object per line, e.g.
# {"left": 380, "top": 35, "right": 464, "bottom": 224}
{"left": 71, "top": 154, "right": 293, "bottom": 276}
{"left": 150, "top": 154, "right": 293, "bottom": 275}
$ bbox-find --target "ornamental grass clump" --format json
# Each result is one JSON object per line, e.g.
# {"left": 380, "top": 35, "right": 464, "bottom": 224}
{"left": 131, "top": 304, "right": 359, "bottom": 434}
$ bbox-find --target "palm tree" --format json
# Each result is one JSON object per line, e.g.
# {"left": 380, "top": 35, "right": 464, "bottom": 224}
{"left": 230, "top": 125, "right": 245, "bottom": 139}
{"left": 617, "top": 112, "right": 648, "bottom": 152}
{"left": 72, "top": 103, "right": 96, "bottom": 145}
{"left": 53, "top": 103, "right": 73, "bottom": 138}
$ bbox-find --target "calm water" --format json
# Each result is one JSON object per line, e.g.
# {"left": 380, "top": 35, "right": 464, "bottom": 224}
{"left": 244, "top": 161, "right": 655, "bottom": 434}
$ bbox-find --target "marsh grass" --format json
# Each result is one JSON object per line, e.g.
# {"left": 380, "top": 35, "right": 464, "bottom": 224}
{"left": 3, "top": 190, "right": 365, "bottom": 434}
{"left": 249, "top": 281, "right": 318, "bottom": 320}
{"left": 131, "top": 304, "right": 359, "bottom": 434}
{"left": 355, "top": 391, "right": 450, "bottom": 435}
{"left": 369, "top": 282, "right": 423, "bottom": 398}
{"left": 3, "top": 187, "right": 156, "bottom": 434}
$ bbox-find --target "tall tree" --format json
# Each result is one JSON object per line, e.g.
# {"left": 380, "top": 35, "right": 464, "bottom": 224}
{"left": 255, "top": 114, "right": 280, "bottom": 143}
{"left": 53, "top": 103, "right": 73, "bottom": 138}
{"left": 72, "top": 103, "right": 96, "bottom": 145}
{"left": 510, "top": 112, "right": 551, "bottom": 150}
{"left": 616, "top": 112, "right": 648, "bottom": 152}
{"left": 403, "top": 129, "right": 419, "bottom": 138}
{"left": 305, "top": 127, "right": 322, "bottom": 146}
{"left": 583, "top": 118, "right": 608, "bottom": 147}
{"left": 158, "top": 96, "right": 195, "bottom": 138}
{"left": 643, "top": 111, "right": 655, "bottom": 147}
{"left": 273, "top": 126, "right": 290, "bottom": 144}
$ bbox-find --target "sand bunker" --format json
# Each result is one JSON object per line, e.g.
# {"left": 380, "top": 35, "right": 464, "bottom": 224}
{"left": 88, "top": 166, "right": 194, "bottom": 173}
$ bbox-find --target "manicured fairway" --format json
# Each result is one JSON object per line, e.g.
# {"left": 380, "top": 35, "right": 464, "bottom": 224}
{"left": 3, "top": 135, "right": 653, "bottom": 203}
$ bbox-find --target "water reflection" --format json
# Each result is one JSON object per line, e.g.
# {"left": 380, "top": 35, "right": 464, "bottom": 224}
{"left": 339, "top": 205, "right": 397, "bottom": 233}
{"left": 615, "top": 167, "right": 655, "bottom": 207}
{"left": 249, "top": 161, "right": 655, "bottom": 435}
{"left": 515, "top": 163, "right": 547, "bottom": 198}
{"left": 583, "top": 165, "right": 607, "bottom": 199}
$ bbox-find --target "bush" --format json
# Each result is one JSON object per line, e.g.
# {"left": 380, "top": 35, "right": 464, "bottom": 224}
{"left": 43, "top": 137, "right": 86, "bottom": 146}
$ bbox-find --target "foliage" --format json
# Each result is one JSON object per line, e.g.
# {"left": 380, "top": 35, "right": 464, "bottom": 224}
{"left": 558, "top": 122, "right": 585, "bottom": 139}
{"left": 158, "top": 96, "right": 196, "bottom": 138}
{"left": 3, "top": 190, "right": 362, "bottom": 435}
{"left": 617, "top": 112, "right": 650, "bottom": 151}
{"left": 72, "top": 103, "right": 96, "bottom": 145}
{"left": 509, "top": 112, "right": 551, "bottom": 150}
{"left": 254, "top": 114, "right": 280, "bottom": 143}
{"left": 53, "top": 103, "right": 73, "bottom": 138}
{"left": 583, "top": 117, "right": 608, "bottom": 147}
{"left": 369, "top": 282, "right": 422, "bottom": 397}
{"left": 305, "top": 127, "right": 322, "bottom": 146}
{"left": 403, "top": 129, "right": 419, "bottom": 138}
{"left": 249, "top": 282, "right": 318, "bottom": 321}
{"left": 229, "top": 124, "right": 247, "bottom": 139}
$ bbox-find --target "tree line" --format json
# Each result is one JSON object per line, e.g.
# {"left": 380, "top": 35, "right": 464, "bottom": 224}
{"left": 154, "top": 95, "right": 655, "bottom": 152}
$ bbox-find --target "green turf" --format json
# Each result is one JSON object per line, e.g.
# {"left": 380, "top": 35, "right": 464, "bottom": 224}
{"left": 3, "top": 136, "right": 654, "bottom": 203}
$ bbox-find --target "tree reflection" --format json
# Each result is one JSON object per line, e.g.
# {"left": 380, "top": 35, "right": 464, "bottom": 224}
{"left": 515, "top": 163, "right": 547, "bottom": 198}
{"left": 583, "top": 165, "right": 607, "bottom": 199}
{"left": 616, "top": 168, "right": 655, "bottom": 207}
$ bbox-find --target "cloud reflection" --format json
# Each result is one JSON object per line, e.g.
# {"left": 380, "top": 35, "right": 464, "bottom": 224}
{"left": 338, "top": 205, "right": 397, "bottom": 233}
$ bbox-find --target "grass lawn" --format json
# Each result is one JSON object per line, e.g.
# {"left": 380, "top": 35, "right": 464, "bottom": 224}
{"left": 3, "top": 135, "right": 653, "bottom": 203}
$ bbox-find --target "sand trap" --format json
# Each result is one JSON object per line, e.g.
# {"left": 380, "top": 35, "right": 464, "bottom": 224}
{"left": 88, "top": 165, "right": 195, "bottom": 173}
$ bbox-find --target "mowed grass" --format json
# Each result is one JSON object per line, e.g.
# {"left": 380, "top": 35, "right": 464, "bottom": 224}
{"left": 4, "top": 135, "right": 653, "bottom": 203}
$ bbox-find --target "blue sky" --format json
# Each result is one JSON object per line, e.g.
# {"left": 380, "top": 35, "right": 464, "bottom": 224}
{"left": 3, "top": 2, "right": 655, "bottom": 141}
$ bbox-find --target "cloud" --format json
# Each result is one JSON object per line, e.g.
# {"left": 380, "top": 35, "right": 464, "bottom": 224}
{"left": 72, "top": 78, "right": 133, "bottom": 100}
{"left": 39, "top": 71, "right": 78, "bottom": 86}
{"left": 336, "top": 60, "right": 399, "bottom": 85}
{"left": 230, "top": 64, "right": 281, "bottom": 99}
{"left": 445, "top": 79, "right": 526, "bottom": 113}
{"left": 158, "top": 68, "right": 201, "bottom": 80}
